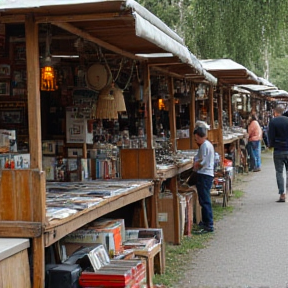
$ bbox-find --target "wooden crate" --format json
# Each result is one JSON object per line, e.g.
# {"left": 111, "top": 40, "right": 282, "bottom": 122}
{"left": 133, "top": 243, "right": 161, "bottom": 288}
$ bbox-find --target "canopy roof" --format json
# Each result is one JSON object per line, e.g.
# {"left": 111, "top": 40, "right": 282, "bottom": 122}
{"left": 257, "top": 77, "right": 275, "bottom": 87}
{"left": 200, "top": 59, "right": 258, "bottom": 86}
{"left": 260, "top": 89, "right": 288, "bottom": 101}
{"left": 0, "top": 0, "right": 217, "bottom": 84}
{"left": 235, "top": 84, "right": 277, "bottom": 93}
{"left": 233, "top": 84, "right": 288, "bottom": 101}
{"left": 262, "top": 89, "right": 288, "bottom": 97}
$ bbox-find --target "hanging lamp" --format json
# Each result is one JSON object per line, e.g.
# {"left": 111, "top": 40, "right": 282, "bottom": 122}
{"left": 40, "top": 26, "right": 58, "bottom": 91}
{"left": 95, "top": 83, "right": 126, "bottom": 120}
{"left": 113, "top": 85, "right": 126, "bottom": 112}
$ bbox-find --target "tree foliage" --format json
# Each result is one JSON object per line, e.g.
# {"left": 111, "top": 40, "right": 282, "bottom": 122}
{"left": 138, "top": 0, "right": 288, "bottom": 90}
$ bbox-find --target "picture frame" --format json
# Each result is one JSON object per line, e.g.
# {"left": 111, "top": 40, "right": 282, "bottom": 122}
{"left": 0, "top": 109, "right": 23, "bottom": 124}
{"left": 0, "top": 81, "right": 10, "bottom": 96}
{"left": 42, "top": 141, "right": 56, "bottom": 155}
{"left": 0, "top": 64, "right": 10, "bottom": 77}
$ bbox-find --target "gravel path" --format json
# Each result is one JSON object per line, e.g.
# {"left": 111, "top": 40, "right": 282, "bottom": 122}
{"left": 177, "top": 150, "right": 288, "bottom": 288}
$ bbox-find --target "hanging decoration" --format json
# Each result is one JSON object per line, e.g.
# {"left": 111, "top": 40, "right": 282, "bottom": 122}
{"left": 40, "top": 25, "right": 58, "bottom": 91}
{"left": 95, "top": 83, "right": 126, "bottom": 120}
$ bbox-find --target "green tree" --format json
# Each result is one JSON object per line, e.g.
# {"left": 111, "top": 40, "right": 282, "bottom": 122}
{"left": 139, "top": 0, "right": 288, "bottom": 90}
{"left": 187, "top": 0, "right": 288, "bottom": 79}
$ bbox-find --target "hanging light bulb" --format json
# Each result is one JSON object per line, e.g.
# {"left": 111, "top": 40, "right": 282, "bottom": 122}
{"left": 40, "top": 25, "right": 58, "bottom": 91}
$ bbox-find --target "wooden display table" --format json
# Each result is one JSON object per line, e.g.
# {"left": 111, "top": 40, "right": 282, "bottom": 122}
{"left": 44, "top": 180, "right": 154, "bottom": 246}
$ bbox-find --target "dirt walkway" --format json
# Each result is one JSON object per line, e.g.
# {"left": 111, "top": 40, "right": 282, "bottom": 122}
{"left": 177, "top": 150, "right": 288, "bottom": 288}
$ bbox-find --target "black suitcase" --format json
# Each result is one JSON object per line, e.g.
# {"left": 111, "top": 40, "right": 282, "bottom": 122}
{"left": 45, "top": 263, "right": 81, "bottom": 288}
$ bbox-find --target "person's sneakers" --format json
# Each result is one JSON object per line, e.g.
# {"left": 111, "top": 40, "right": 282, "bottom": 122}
{"left": 196, "top": 222, "right": 214, "bottom": 233}
{"left": 193, "top": 227, "right": 214, "bottom": 235}
{"left": 276, "top": 195, "right": 286, "bottom": 202}
{"left": 253, "top": 168, "right": 261, "bottom": 172}
{"left": 197, "top": 221, "right": 206, "bottom": 229}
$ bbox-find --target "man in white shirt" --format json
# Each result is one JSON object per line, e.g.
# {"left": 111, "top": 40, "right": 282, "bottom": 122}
{"left": 193, "top": 125, "right": 215, "bottom": 233}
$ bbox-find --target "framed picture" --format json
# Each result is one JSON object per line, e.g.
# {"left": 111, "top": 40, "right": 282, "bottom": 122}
{"left": 0, "top": 64, "right": 10, "bottom": 77}
{"left": 0, "top": 109, "right": 23, "bottom": 124}
{"left": 42, "top": 141, "right": 56, "bottom": 155}
{"left": 0, "top": 81, "right": 10, "bottom": 96}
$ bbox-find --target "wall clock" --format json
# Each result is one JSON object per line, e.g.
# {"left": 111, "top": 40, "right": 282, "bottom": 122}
{"left": 86, "top": 63, "right": 111, "bottom": 91}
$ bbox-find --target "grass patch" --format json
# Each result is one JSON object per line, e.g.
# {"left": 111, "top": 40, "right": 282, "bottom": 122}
{"left": 213, "top": 203, "right": 233, "bottom": 221}
{"left": 233, "top": 189, "right": 244, "bottom": 198}
{"left": 153, "top": 232, "right": 211, "bottom": 287}
{"left": 153, "top": 192, "right": 244, "bottom": 287}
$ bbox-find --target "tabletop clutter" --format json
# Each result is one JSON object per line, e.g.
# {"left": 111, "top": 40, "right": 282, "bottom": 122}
{"left": 45, "top": 217, "right": 163, "bottom": 288}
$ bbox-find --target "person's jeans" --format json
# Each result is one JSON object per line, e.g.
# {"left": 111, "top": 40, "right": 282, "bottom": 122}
{"left": 249, "top": 140, "right": 261, "bottom": 169}
{"left": 273, "top": 152, "right": 288, "bottom": 194}
{"left": 247, "top": 142, "right": 256, "bottom": 170}
{"left": 196, "top": 173, "right": 214, "bottom": 229}
{"left": 255, "top": 140, "right": 261, "bottom": 168}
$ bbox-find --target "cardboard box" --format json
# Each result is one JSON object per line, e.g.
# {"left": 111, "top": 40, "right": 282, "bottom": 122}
{"left": 157, "top": 192, "right": 186, "bottom": 243}
{"left": 63, "top": 230, "right": 117, "bottom": 254}
{"left": 88, "top": 218, "right": 124, "bottom": 253}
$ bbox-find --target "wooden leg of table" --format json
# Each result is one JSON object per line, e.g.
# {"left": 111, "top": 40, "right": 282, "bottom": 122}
{"left": 154, "top": 246, "right": 164, "bottom": 274}
{"left": 151, "top": 180, "right": 161, "bottom": 228}
{"left": 146, "top": 256, "right": 154, "bottom": 288}
{"left": 222, "top": 181, "right": 228, "bottom": 207}
{"left": 141, "top": 199, "right": 149, "bottom": 228}
{"left": 171, "top": 176, "right": 180, "bottom": 245}
{"left": 32, "top": 236, "right": 45, "bottom": 288}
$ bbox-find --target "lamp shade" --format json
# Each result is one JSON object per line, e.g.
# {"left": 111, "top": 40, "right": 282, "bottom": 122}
{"left": 113, "top": 86, "right": 126, "bottom": 112}
{"left": 95, "top": 84, "right": 126, "bottom": 120}
{"left": 40, "top": 66, "right": 57, "bottom": 91}
{"left": 95, "top": 85, "right": 118, "bottom": 120}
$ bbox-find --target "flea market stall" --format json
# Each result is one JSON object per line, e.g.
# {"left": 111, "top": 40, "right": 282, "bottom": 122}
{"left": 0, "top": 1, "right": 217, "bottom": 287}
{"left": 197, "top": 59, "right": 262, "bottom": 203}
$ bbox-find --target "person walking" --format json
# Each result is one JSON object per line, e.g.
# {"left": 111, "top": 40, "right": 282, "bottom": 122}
{"left": 268, "top": 105, "right": 288, "bottom": 202}
{"left": 193, "top": 125, "right": 214, "bottom": 233}
{"left": 247, "top": 113, "right": 262, "bottom": 172}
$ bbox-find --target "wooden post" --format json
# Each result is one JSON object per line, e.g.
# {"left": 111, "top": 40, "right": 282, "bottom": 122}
{"left": 83, "top": 143, "right": 87, "bottom": 158}
{"left": 168, "top": 77, "right": 176, "bottom": 152}
{"left": 25, "top": 15, "right": 46, "bottom": 288}
{"left": 25, "top": 14, "right": 42, "bottom": 170}
{"left": 228, "top": 88, "right": 232, "bottom": 126}
{"left": 217, "top": 90, "right": 225, "bottom": 165}
{"left": 209, "top": 84, "right": 214, "bottom": 128}
{"left": 189, "top": 83, "right": 196, "bottom": 148}
{"left": 218, "top": 89, "right": 223, "bottom": 129}
{"left": 143, "top": 62, "right": 153, "bottom": 149}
